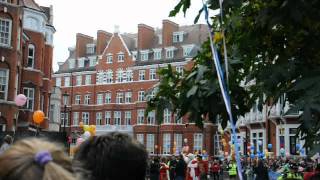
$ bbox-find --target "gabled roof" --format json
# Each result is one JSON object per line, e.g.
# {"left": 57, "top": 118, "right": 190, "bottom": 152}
{"left": 21, "top": 0, "right": 43, "bottom": 12}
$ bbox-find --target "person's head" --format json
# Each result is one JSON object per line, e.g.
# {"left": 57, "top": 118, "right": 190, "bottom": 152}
{"left": 73, "top": 132, "right": 148, "bottom": 180}
{"left": 0, "top": 138, "right": 75, "bottom": 180}
{"left": 3, "top": 135, "right": 13, "bottom": 144}
{"left": 197, "top": 155, "right": 202, "bottom": 161}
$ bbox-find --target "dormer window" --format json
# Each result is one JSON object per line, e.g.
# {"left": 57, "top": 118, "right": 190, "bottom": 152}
{"left": 165, "top": 47, "right": 177, "bottom": 59}
{"left": 173, "top": 31, "right": 185, "bottom": 43}
{"left": 132, "top": 51, "right": 137, "bottom": 61}
{"left": 78, "top": 58, "right": 84, "bottom": 68}
{"left": 182, "top": 44, "right": 194, "bottom": 57}
{"left": 153, "top": 48, "right": 162, "bottom": 60}
{"left": 118, "top": 52, "right": 124, "bottom": 62}
{"left": 140, "top": 50, "right": 149, "bottom": 61}
{"left": 106, "top": 53, "right": 113, "bottom": 64}
{"left": 86, "top": 44, "right": 95, "bottom": 54}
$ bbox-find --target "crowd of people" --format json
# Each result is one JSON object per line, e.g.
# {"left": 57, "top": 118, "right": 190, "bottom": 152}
{"left": 0, "top": 133, "right": 320, "bottom": 180}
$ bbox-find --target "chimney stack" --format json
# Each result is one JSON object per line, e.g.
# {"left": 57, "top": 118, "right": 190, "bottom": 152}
{"left": 162, "top": 20, "right": 179, "bottom": 47}
{"left": 96, "top": 30, "right": 112, "bottom": 55}
{"left": 138, "top": 24, "right": 155, "bottom": 50}
{"left": 75, "top": 33, "right": 94, "bottom": 58}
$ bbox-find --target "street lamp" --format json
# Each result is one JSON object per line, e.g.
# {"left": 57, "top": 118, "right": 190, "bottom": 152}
{"left": 62, "top": 92, "right": 69, "bottom": 133}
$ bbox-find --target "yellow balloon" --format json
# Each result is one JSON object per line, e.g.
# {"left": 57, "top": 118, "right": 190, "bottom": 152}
{"left": 79, "top": 122, "right": 84, "bottom": 128}
{"left": 83, "top": 125, "right": 90, "bottom": 132}
{"left": 90, "top": 125, "right": 96, "bottom": 131}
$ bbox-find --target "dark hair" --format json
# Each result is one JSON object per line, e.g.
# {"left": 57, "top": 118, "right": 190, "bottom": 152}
{"left": 3, "top": 135, "right": 13, "bottom": 144}
{"left": 73, "top": 132, "right": 148, "bottom": 180}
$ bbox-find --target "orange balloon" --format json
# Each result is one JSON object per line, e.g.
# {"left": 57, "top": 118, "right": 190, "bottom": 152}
{"left": 79, "top": 122, "right": 84, "bottom": 128}
{"left": 33, "top": 110, "right": 45, "bottom": 124}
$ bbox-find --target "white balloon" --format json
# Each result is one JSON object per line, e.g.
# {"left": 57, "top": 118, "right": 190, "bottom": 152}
{"left": 83, "top": 131, "right": 91, "bottom": 139}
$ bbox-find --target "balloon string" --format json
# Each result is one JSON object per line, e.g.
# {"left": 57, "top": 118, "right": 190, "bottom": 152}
{"left": 202, "top": 2, "right": 243, "bottom": 180}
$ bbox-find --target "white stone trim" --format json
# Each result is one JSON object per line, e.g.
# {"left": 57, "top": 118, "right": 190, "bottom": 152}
{"left": 129, "top": 59, "right": 191, "bottom": 70}
{"left": 52, "top": 73, "right": 72, "bottom": 78}
{"left": 275, "top": 124, "right": 304, "bottom": 156}
{"left": 72, "top": 71, "right": 96, "bottom": 75}
{"left": 119, "top": 34, "right": 131, "bottom": 56}
{"left": 102, "top": 34, "right": 115, "bottom": 55}
{"left": 23, "top": 67, "right": 42, "bottom": 73}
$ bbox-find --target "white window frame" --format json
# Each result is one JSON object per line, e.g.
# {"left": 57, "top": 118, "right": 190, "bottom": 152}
{"left": 96, "top": 112, "right": 103, "bottom": 125}
{"left": 116, "top": 92, "right": 124, "bottom": 104}
{"left": 137, "top": 134, "right": 144, "bottom": 145}
{"left": 0, "top": 69, "right": 9, "bottom": 101}
{"left": 193, "top": 133, "right": 203, "bottom": 152}
{"left": 82, "top": 112, "right": 90, "bottom": 125}
{"left": 84, "top": 94, "right": 91, "bottom": 105}
{"left": 126, "top": 70, "right": 133, "bottom": 82}
{"left": 149, "top": 69, "right": 156, "bottom": 80}
{"left": 166, "top": 49, "right": 174, "bottom": 59}
{"left": 73, "top": 112, "right": 79, "bottom": 126}
{"left": 105, "top": 111, "right": 111, "bottom": 125}
{"left": 125, "top": 111, "right": 131, "bottom": 125}
{"left": 118, "top": 53, "right": 124, "bottom": 62}
{"left": 69, "top": 59, "right": 75, "bottom": 69}
{"left": 153, "top": 49, "right": 162, "bottom": 60}
{"left": 55, "top": 77, "right": 61, "bottom": 87}
{"left": 138, "top": 70, "right": 145, "bottom": 81}
{"left": 182, "top": 44, "right": 194, "bottom": 57}
{"left": 140, "top": 50, "right": 149, "bottom": 61}
{"left": 147, "top": 111, "right": 155, "bottom": 125}
{"left": 75, "top": 95, "right": 81, "bottom": 105}
{"left": 23, "top": 87, "right": 34, "bottom": 110}
{"left": 0, "top": 18, "right": 12, "bottom": 47}
{"left": 76, "top": 75, "right": 82, "bottom": 86}
{"left": 105, "top": 70, "right": 113, "bottom": 83}
{"left": 106, "top": 54, "right": 113, "bottom": 64}
{"left": 85, "top": 75, "right": 91, "bottom": 85}
{"left": 251, "top": 129, "right": 266, "bottom": 153}
{"left": 96, "top": 93, "right": 103, "bottom": 105}
{"left": 78, "top": 58, "right": 84, "bottom": 68}
{"left": 138, "top": 91, "right": 145, "bottom": 102}
{"left": 105, "top": 92, "right": 111, "bottom": 104}
{"left": 96, "top": 71, "right": 104, "bottom": 84}
{"left": 163, "top": 108, "right": 171, "bottom": 124}
{"left": 174, "top": 134, "right": 183, "bottom": 153}
{"left": 147, "top": 134, "right": 155, "bottom": 154}
{"left": 114, "top": 111, "right": 121, "bottom": 125}
{"left": 64, "top": 77, "right": 70, "bottom": 87}
{"left": 163, "top": 133, "right": 171, "bottom": 154}
{"left": 27, "top": 44, "right": 35, "bottom": 68}
{"left": 132, "top": 51, "right": 137, "bottom": 61}
{"left": 86, "top": 44, "right": 95, "bottom": 54}
{"left": 137, "top": 109, "right": 144, "bottom": 124}
{"left": 173, "top": 31, "right": 184, "bottom": 43}
{"left": 116, "top": 69, "right": 124, "bottom": 83}
{"left": 125, "top": 92, "right": 132, "bottom": 103}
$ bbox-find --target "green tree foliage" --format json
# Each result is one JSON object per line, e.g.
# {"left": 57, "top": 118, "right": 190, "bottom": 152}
{"left": 148, "top": 0, "right": 320, "bottom": 151}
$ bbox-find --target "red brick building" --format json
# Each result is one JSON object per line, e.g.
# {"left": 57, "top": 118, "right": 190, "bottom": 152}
{"left": 0, "top": 0, "right": 55, "bottom": 131}
{"left": 52, "top": 21, "right": 224, "bottom": 156}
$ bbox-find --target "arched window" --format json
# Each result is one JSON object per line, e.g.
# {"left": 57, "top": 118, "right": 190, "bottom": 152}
{"left": 27, "top": 44, "right": 35, "bottom": 68}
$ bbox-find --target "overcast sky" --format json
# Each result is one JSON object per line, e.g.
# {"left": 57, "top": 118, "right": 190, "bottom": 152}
{"left": 36, "top": 0, "right": 208, "bottom": 71}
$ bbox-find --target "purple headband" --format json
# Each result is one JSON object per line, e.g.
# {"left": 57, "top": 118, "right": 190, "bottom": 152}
{"left": 34, "top": 151, "right": 53, "bottom": 166}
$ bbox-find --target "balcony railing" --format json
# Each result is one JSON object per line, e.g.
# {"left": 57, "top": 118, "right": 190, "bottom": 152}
{"left": 95, "top": 125, "right": 133, "bottom": 135}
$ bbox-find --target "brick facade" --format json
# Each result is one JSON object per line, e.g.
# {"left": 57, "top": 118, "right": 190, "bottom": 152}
{"left": 0, "top": 0, "right": 55, "bottom": 131}
{"left": 52, "top": 20, "right": 223, "bottom": 156}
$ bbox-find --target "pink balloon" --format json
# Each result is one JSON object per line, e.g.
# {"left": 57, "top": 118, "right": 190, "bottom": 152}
{"left": 15, "top": 94, "right": 27, "bottom": 106}
{"left": 76, "top": 137, "right": 84, "bottom": 146}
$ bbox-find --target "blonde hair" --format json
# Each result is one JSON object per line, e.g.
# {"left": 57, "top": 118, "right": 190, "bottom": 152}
{"left": 0, "top": 138, "right": 76, "bottom": 180}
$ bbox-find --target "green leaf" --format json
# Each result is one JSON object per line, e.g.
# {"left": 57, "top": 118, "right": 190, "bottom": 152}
{"left": 187, "top": 85, "right": 198, "bottom": 98}
{"left": 194, "top": 7, "right": 204, "bottom": 24}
